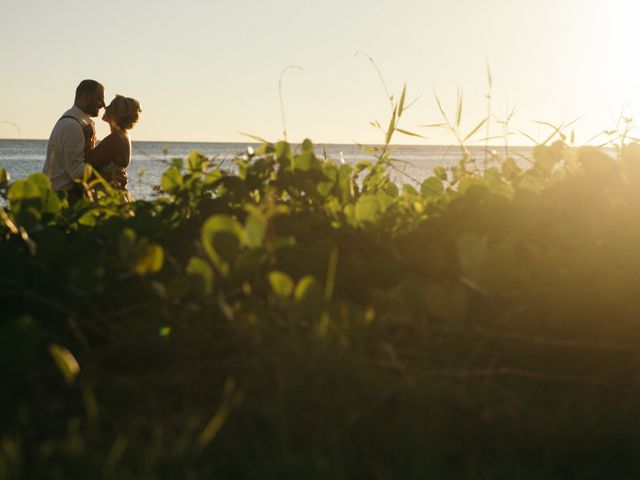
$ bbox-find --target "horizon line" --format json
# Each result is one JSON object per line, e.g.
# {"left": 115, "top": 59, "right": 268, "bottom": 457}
{"left": 0, "top": 137, "right": 535, "bottom": 148}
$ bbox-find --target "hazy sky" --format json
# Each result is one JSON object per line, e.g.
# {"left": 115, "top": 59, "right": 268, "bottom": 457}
{"left": 1, "top": 0, "right": 638, "bottom": 145}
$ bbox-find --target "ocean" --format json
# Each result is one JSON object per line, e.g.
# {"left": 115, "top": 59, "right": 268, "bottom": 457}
{"left": 0, "top": 139, "right": 531, "bottom": 200}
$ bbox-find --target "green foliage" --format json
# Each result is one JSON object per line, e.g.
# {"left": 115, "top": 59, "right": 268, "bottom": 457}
{"left": 201, "top": 215, "right": 244, "bottom": 276}
{"left": 5, "top": 137, "right": 640, "bottom": 477}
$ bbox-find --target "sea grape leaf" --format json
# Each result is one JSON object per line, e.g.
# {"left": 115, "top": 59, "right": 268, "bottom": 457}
{"left": 268, "top": 271, "right": 294, "bottom": 298}
{"left": 354, "top": 195, "right": 380, "bottom": 224}
{"left": 420, "top": 176, "right": 444, "bottom": 197}
{"left": 294, "top": 275, "right": 323, "bottom": 314}
{"left": 433, "top": 166, "right": 447, "bottom": 181}
{"left": 26, "top": 173, "right": 60, "bottom": 215}
{"left": 161, "top": 166, "right": 184, "bottom": 193}
{"left": 201, "top": 215, "right": 244, "bottom": 275}
{"left": 384, "top": 182, "right": 399, "bottom": 197}
{"left": 117, "top": 228, "right": 137, "bottom": 260}
{"left": 7, "top": 179, "right": 44, "bottom": 229}
{"left": 41, "top": 189, "right": 61, "bottom": 214}
{"left": 355, "top": 161, "right": 371, "bottom": 174}
{"left": 77, "top": 209, "right": 98, "bottom": 227}
{"left": 302, "top": 138, "right": 314, "bottom": 152}
{"left": 188, "top": 151, "right": 206, "bottom": 172}
{"left": 275, "top": 141, "right": 291, "bottom": 163}
{"left": 135, "top": 243, "right": 164, "bottom": 275}
{"left": 501, "top": 157, "right": 521, "bottom": 179}
{"left": 317, "top": 179, "right": 335, "bottom": 197}
{"left": 293, "top": 151, "right": 317, "bottom": 172}
{"left": 49, "top": 343, "right": 80, "bottom": 385}
{"left": 578, "top": 147, "right": 616, "bottom": 178}
{"left": 186, "top": 256, "right": 214, "bottom": 296}
{"left": 26, "top": 173, "right": 51, "bottom": 194}
{"left": 402, "top": 184, "right": 419, "bottom": 197}
{"left": 245, "top": 213, "right": 266, "bottom": 248}
{"left": 7, "top": 179, "right": 41, "bottom": 204}
{"left": 533, "top": 144, "right": 561, "bottom": 172}
{"left": 323, "top": 163, "right": 338, "bottom": 181}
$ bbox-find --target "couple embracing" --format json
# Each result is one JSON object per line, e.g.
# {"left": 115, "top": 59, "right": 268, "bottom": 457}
{"left": 42, "top": 79, "right": 141, "bottom": 203}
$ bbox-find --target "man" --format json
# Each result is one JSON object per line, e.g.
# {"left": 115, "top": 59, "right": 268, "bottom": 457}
{"left": 43, "top": 80, "right": 105, "bottom": 200}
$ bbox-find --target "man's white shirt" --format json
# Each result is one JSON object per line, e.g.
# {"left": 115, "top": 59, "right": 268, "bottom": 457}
{"left": 42, "top": 106, "right": 94, "bottom": 191}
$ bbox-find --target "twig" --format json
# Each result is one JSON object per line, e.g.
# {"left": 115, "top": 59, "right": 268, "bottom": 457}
{"left": 278, "top": 65, "right": 303, "bottom": 141}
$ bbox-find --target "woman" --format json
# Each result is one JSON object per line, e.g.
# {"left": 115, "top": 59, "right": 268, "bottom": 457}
{"left": 85, "top": 95, "right": 141, "bottom": 197}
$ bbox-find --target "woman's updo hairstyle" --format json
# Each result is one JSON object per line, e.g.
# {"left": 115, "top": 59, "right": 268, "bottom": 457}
{"left": 111, "top": 94, "right": 141, "bottom": 130}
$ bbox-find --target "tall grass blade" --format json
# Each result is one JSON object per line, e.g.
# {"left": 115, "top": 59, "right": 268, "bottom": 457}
{"left": 432, "top": 87, "right": 450, "bottom": 123}
{"left": 396, "top": 128, "right": 426, "bottom": 139}
{"left": 518, "top": 130, "right": 539, "bottom": 145}
{"left": 463, "top": 118, "right": 487, "bottom": 143}
{"left": 532, "top": 120, "right": 561, "bottom": 130}
{"left": 384, "top": 106, "right": 397, "bottom": 145}
{"left": 355, "top": 51, "right": 393, "bottom": 111}
{"left": 197, "top": 378, "right": 238, "bottom": 449}
{"left": 278, "top": 65, "right": 303, "bottom": 140}
{"left": 398, "top": 83, "right": 407, "bottom": 118}
{"left": 238, "top": 131, "right": 270, "bottom": 144}
{"left": 456, "top": 88, "right": 463, "bottom": 128}
{"left": 474, "top": 134, "right": 505, "bottom": 143}
{"left": 420, "top": 122, "right": 448, "bottom": 128}
{"left": 542, "top": 125, "right": 562, "bottom": 146}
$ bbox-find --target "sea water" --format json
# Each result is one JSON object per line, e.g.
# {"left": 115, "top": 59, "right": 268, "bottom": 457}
{"left": 0, "top": 139, "right": 530, "bottom": 200}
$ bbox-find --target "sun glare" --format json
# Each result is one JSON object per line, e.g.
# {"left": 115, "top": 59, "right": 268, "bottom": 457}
{"left": 560, "top": 1, "right": 640, "bottom": 142}
{"left": 592, "top": 3, "right": 640, "bottom": 113}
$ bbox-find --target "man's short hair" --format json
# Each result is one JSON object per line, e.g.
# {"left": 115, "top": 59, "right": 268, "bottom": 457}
{"left": 75, "top": 79, "right": 103, "bottom": 99}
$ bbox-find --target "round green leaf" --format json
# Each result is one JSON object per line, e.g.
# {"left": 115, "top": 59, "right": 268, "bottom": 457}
{"left": 188, "top": 151, "right": 206, "bottom": 172}
{"left": 269, "top": 271, "right": 294, "bottom": 298}
{"left": 7, "top": 179, "right": 41, "bottom": 203}
{"left": 135, "top": 243, "right": 164, "bottom": 275}
{"left": 186, "top": 256, "right": 215, "bottom": 296}
{"left": 49, "top": 343, "right": 80, "bottom": 385}
{"left": 433, "top": 166, "right": 447, "bottom": 181}
{"left": 201, "top": 215, "right": 244, "bottom": 275}
{"left": 26, "top": 173, "right": 52, "bottom": 193}
{"left": 294, "top": 275, "right": 323, "bottom": 313}
{"left": 420, "top": 176, "right": 444, "bottom": 197}
{"left": 245, "top": 214, "right": 266, "bottom": 248}
{"left": 117, "top": 228, "right": 138, "bottom": 260}
{"left": 161, "top": 166, "right": 184, "bottom": 193}
{"left": 355, "top": 195, "right": 380, "bottom": 224}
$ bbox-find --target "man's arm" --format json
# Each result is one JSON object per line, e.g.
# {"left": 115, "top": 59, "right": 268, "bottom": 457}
{"left": 61, "top": 122, "right": 88, "bottom": 181}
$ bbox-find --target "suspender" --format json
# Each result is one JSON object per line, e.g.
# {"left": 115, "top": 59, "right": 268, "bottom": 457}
{"left": 58, "top": 115, "right": 94, "bottom": 137}
{"left": 58, "top": 115, "right": 82, "bottom": 125}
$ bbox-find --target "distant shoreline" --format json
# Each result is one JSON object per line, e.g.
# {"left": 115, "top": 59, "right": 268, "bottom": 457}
{"left": 0, "top": 138, "right": 533, "bottom": 148}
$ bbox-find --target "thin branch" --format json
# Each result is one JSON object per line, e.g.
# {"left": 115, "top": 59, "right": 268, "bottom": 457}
{"left": 278, "top": 65, "right": 303, "bottom": 141}
{"left": 0, "top": 121, "right": 21, "bottom": 133}
{"left": 355, "top": 51, "right": 394, "bottom": 112}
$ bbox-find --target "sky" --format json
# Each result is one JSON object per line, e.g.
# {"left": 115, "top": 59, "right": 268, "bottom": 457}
{"left": 1, "top": 0, "right": 639, "bottom": 145}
